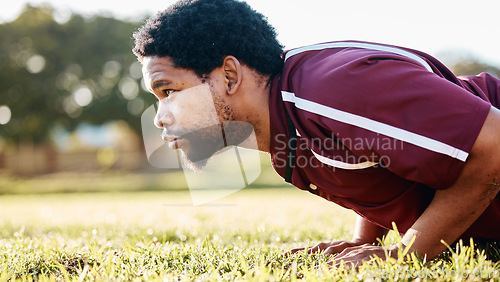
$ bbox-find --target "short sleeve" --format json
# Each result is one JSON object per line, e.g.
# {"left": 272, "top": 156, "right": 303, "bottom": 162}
{"left": 288, "top": 51, "right": 491, "bottom": 189}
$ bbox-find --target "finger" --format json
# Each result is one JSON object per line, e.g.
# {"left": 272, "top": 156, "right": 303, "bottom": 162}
{"left": 283, "top": 244, "right": 321, "bottom": 257}
{"left": 284, "top": 242, "right": 342, "bottom": 257}
{"left": 331, "top": 246, "right": 360, "bottom": 261}
{"left": 307, "top": 243, "right": 325, "bottom": 254}
{"left": 331, "top": 249, "right": 367, "bottom": 269}
{"left": 332, "top": 245, "right": 383, "bottom": 269}
{"left": 282, "top": 248, "right": 305, "bottom": 258}
{"left": 329, "top": 257, "right": 352, "bottom": 269}
{"left": 287, "top": 247, "right": 305, "bottom": 254}
{"left": 323, "top": 242, "right": 353, "bottom": 256}
{"left": 331, "top": 258, "right": 360, "bottom": 270}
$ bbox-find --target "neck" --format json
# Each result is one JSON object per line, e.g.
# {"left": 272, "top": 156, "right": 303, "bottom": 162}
{"left": 236, "top": 77, "right": 271, "bottom": 153}
{"left": 254, "top": 83, "right": 271, "bottom": 153}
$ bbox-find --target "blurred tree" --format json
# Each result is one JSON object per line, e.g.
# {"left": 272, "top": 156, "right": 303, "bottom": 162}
{"left": 0, "top": 6, "right": 498, "bottom": 173}
{"left": 0, "top": 4, "right": 155, "bottom": 146}
{"left": 450, "top": 60, "right": 500, "bottom": 78}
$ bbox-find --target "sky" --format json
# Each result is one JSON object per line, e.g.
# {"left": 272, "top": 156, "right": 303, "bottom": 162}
{"left": 1, "top": 0, "right": 500, "bottom": 68}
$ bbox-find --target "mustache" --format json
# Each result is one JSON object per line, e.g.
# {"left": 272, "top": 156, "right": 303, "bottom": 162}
{"left": 162, "top": 121, "right": 254, "bottom": 146}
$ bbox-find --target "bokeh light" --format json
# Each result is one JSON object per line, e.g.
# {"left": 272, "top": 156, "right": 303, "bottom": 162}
{"left": 102, "top": 60, "right": 121, "bottom": 78}
{"left": 129, "top": 62, "right": 142, "bottom": 79}
{"left": 73, "top": 86, "right": 93, "bottom": 107}
{"left": 25, "top": 54, "right": 46, "bottom": 73}
{"left": 119, "top": 77, "right": 139, "bottom": 100}
{"left": 96, "top": 146, "right": 118, "bottom": 169}
{"left": 127, "top": 98, "right": 145, "bottom": 116}
{"left": 0, "top": 105, "right": 12, "bottom": 125}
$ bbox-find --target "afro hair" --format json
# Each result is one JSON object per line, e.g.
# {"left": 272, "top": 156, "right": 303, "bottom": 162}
{"left": 133, "top": 0, "right": 284, "bottom": 78}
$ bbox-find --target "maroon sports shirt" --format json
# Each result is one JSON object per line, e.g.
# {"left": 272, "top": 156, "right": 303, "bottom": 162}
{"left": 268, "top": 40, "right": 500, "bottom": 240}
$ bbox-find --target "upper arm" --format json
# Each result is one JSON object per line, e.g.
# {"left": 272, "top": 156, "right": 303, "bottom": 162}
{"left": 455, "top": 106, "right": 500, "bottom": 195}
{"left": 469, "top": 107, "right": 500, "bottom": 161}
{"left": 292, "top": 56, "right": 492, "bottom": 188}
{"left": 401, "top": 107, "right": 500, "bottom": 257}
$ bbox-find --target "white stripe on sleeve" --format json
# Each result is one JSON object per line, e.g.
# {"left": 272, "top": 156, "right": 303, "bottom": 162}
{"left": 284, "top": 41, "right": 433, "bottom": 72}
{"left": 310, "top": 149, "right": 378, "bottom": 170}
{"left": 282, "top": 91, "right": 469, "bottom": 162}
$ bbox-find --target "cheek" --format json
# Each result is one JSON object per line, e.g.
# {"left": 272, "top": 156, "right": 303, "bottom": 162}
{"left": 212, "top": 94, "right": 234, "bottom": 122}
{"left": 172, "top": 94, "right": 220, "bottom": 128}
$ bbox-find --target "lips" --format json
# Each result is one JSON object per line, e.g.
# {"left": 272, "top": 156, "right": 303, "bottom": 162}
{"left": 168, "top": 139, "right": 179, "bottom": 150}
{"left": 161, "top": 132, "right": 183, "bottom": 149}
{"left": 167, "top": 137, "right": 184, "bottom": 150}
{"left": 161, "top": 135, "right": 179, "bottom": 143}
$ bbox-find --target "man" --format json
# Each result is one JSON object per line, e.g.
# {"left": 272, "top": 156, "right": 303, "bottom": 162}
{"left": 133, "top": 0, "right": 500, "bottom": 267}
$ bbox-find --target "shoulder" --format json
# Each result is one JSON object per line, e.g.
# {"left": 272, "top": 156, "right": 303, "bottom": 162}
{"left": 280, "top": 41, "right": 438, "bottom": 117}
{"left": 283, "top": 41, "right": 433, "bottom": 73}
{"left": 281, "top": 41, "right": 434, "bottom": 101}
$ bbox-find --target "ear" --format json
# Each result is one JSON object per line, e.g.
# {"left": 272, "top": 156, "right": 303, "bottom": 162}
{"left": 222, "top": 56, "right": 242, "bottom": 95}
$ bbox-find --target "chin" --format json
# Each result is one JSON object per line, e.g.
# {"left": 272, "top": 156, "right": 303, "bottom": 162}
{"left": 176, "top": 121, "right": 254, "bottom": 172}
{"left": 180, "top": 150, "right": 211, "bottom": 172}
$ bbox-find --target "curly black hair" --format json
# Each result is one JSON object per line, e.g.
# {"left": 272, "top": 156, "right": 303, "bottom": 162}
{"left": 133, "top": 0, "right": 284, "bottom": 78}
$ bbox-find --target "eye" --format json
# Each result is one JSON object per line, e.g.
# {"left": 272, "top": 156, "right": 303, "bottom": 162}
{"left": 163, "top": 89, "right": 174, "bottom": 97}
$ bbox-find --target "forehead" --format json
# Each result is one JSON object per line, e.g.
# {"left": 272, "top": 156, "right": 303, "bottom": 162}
{"left": 142, "top": 56, "right": 199, "bottom": 86}
{"left": 142, "top": 56, "right": 175, "bottom": 74}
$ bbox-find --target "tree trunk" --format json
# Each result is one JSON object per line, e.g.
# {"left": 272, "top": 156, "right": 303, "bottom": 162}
{"left": 43, "top": 144, "right": 58, "bottom": 173}
{"left": 0, "top": 150, "right": 5, "bottom": 169}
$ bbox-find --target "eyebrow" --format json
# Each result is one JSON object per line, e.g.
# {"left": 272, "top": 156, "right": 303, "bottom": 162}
{"left": 151, "top": 80, "right": 171, "bottom": 91}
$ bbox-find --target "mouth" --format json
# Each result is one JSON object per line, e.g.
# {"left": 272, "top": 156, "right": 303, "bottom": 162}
{"left": 161, "top": 132, "right": 184, "bottom": 150}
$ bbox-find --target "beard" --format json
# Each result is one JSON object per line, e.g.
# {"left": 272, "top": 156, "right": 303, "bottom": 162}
{"left": 178, "top": 123, "right": 225, "bottom": 172}
{"left": 160, "top": 83, "right": 255, "bottom": 172}
{"left": 178, "top": 121, "right": 255, "bottom": 172}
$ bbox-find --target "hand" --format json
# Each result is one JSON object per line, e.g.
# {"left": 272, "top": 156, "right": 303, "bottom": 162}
{"left": 284, "top": 240, "right": 365, "bottom": 257}
{"left": 330, "top": 244, "right": 399, "bottom": 269}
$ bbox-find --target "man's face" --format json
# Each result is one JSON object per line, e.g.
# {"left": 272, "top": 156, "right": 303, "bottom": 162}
{"left": 142, "top": 56, "right": 247, "bottom": 171}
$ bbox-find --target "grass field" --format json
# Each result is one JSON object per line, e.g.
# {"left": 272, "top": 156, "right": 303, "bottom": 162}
{"left": 0, "top": 169, "right": 499, "bottom": 281}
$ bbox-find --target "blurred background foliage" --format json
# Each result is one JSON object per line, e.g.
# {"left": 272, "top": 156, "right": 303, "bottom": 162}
{"left": 0, "top": 5, "right": 155, "bottom": 145}
{"left": 0, "top": 4, "right": 498, "bottom": 178}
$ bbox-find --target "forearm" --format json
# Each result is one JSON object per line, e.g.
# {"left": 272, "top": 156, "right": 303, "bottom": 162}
{"left": 402, "top": 182, "right": 499, "bottom": 259}
{"left": 402, "top": 107, "right": 500, "bottom": 259}
{"left": 328, "top": 108, "right": 500, "bottom": 267}
{"left": 352, "top": 215, "right": 389, "bottom": 244}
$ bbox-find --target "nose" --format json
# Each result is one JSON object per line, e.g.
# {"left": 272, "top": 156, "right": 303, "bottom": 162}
{"left": 154, "top": 102, "right": 175, "bottom": 129}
